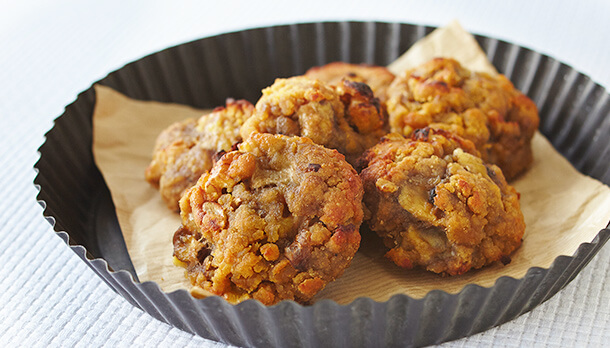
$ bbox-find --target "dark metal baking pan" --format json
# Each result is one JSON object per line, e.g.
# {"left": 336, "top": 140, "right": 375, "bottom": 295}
{"left": 34, "top": 21, "right": 610, "bottom": 347}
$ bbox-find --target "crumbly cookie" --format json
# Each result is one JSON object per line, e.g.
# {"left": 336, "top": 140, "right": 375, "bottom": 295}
{"left": 240, "top": 76, "right": 387, "bottom": 165}
{"left": 145, "top": 99, "right": 254, "bottom": 210}
{"left": 173, "top": 133, "right": 364, "bottom": 305}
{"left": 305, "top": 62, "right": 396, "bottom": 104}
{"left": 386, "top": 58, "right": 539, "bottom": 180}
{"left": 358, "top": 128, "right": 525, "bottom": 276}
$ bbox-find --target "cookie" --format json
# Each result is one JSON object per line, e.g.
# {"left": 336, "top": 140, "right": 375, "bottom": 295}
{"left": 174, "top": 133, "right": 364, "bottom": 304}
{"left": 145, "top": 99, "right": 254, "bottom": 210}
{"left": 305, "top": 62, "right": 395, "bottom": 104}
{"left": 358, "top": 128, "right": 525, "bottom": 275}
{"left": 386, "top": 58, "right": 539, "bottom": 180}
{"left": 240, "top": 76, "right": 387, "bottom": 165}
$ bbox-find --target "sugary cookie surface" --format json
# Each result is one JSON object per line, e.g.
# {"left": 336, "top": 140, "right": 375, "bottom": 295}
{"left": 386, "top": 58, "right": 539, "bottom": 180}
{"left": 174, "top": 133, "right": 364, "bottom": 305}
{"left": 358, "top": 128, "right": 525, "bottom": 275}
{"left": 240, "top": 76, "right": 387, "bottom": 165}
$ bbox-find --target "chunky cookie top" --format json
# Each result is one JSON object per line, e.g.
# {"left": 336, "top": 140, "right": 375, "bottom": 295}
{"left": 386, "top": 57, "right": 539, "bottom": 180}
{"left": 359, "top": 129, "right": 525, "bottom": 275}
{"left": 174, "top": 133, "right": 364, "bottom": 304}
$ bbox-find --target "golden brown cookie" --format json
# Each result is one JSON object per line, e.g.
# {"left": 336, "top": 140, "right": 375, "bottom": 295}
{"left": 174, "top": 133, "right": 364, "bottom": 305}
{"left": 358, "top": 128, "right": 525, "bottom": 276}
{"left": 145, "top": 99, "right": 254, "bottom": 211}
{"left": 305, "top": 62, "right": 396, "bottom": 104}
{"left": 386, "top": 58, "right": 539, "bottom": 180}
{"left": 240, "top": 76, "right": 387, "bottom": 165}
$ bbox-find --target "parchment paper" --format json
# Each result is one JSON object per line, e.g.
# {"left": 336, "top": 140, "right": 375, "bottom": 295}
{"left": 92, "top": 21, "right": 610, "bottom": 303}
{"left": 92, "top": 90, "right": 205, "bottom": 290}
{"left": 387, "top": 21, "right": 498, "bottom": 75}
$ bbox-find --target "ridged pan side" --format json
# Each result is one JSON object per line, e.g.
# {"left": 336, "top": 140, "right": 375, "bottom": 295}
{"left": 34, "top": 22, "right": 610, "bottom": 347}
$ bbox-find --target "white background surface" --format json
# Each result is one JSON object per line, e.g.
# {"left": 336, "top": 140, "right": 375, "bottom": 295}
{"left": 1, "top": 1, "right": 609, "bottom": 347}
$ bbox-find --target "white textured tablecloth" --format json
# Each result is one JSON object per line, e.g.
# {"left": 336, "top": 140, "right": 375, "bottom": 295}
{"left": 1, "top": 1, "right": 608, "bottom": 347}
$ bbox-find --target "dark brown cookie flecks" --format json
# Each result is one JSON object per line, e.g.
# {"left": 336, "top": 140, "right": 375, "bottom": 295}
{"left": 358, "top": 128, "right": 525, "bottom": 276}
{"left": 240, "top": 76, "right": 388, "bottom": 165}
{"left": 174, "top": 133, "right": 364, "bottom": 305}
{"left": 386, "top": 58, "right": 539, "bottom": 180}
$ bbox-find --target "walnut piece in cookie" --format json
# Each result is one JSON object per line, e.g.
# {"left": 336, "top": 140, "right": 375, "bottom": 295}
{"left": 174, "top": 133, "right": 364, "bottom": 305}
{"left": 386, "top": 57, "right": 539, "bottom": 180}
{"left": 358, "top": 128, "right": 525, "bottom": 276}
{"left": 240, "top": 76, "right": 387, "bottom": 165}
{"left": 145, "top": 99, "right": 254, "bottom": 211}
{"left": 305, "top": 62, "right": 396, "bottom": 104}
